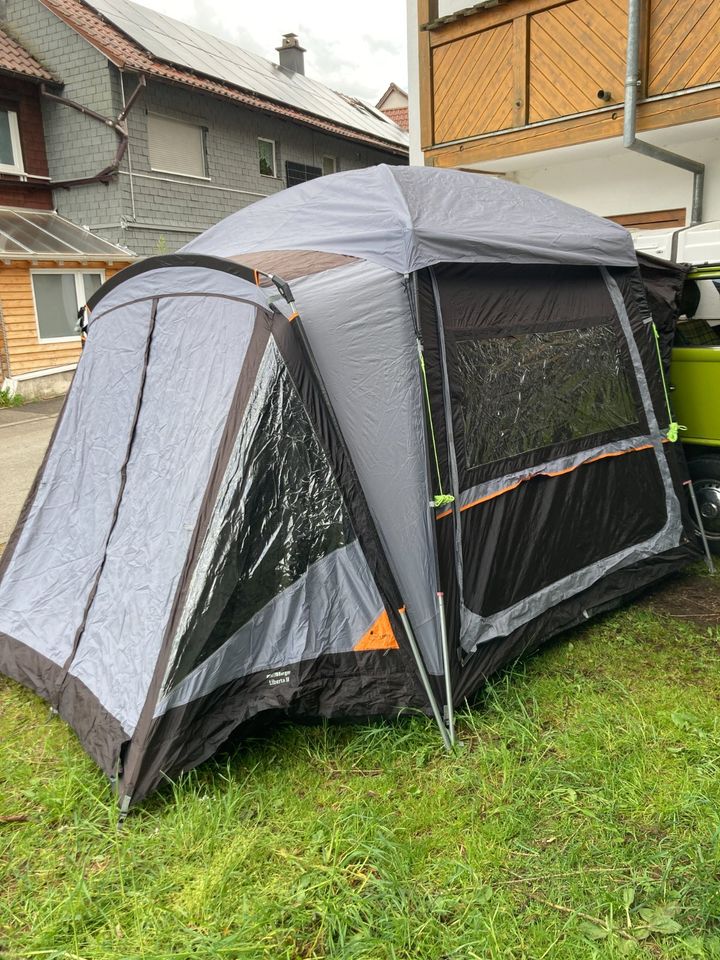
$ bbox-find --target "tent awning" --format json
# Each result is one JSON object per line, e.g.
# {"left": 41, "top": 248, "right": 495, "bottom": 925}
{"left": 0, "top": 208, "right": 132, "bottom": 261}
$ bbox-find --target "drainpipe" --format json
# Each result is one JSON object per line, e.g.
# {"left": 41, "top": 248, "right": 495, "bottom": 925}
{"left": 624, "top": 0, "right": 704, "bottom": 224}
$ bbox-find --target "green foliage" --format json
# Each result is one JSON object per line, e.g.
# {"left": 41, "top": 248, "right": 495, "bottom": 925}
{"left": 1, "top": 591, "right": 720, "bottom": 959}
{"left": 0, "top": 389, "right": 23, "bottom": 408}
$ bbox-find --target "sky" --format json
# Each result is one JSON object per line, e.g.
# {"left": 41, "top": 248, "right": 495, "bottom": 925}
{"left": 133, "top": 0, "right": 409, "bottom": 105}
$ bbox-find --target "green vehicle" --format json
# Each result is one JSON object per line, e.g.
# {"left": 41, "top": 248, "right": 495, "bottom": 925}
{"left": 669, "top": 263, "right": 720, "bottom": 555}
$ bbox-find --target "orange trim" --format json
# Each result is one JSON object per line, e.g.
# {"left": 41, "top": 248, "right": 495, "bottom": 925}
{"left": 436, "top": 441, "right": 666, "bottom": 520}
{"left": 253, "top": 269, "right": 261, "bottom": 287}
{"left": 288, "top": 311, "right": 299, "bottom": 323}
{"left": 398, "top": 605, "right": 406, "bottom": 614}
{"left": 353, "top": 610, "right": 399, "bottom": 651}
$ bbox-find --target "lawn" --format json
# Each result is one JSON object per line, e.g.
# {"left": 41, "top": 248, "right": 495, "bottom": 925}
{"left": 1, "top": 571, "right": 719, "bottom": 959}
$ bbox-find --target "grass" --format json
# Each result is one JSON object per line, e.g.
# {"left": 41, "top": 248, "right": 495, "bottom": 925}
{"left": 1, "top": 581, "right": 720, "bottom": 959}
{"left": 0, "top": 390, "right": 23, "bottom": 409}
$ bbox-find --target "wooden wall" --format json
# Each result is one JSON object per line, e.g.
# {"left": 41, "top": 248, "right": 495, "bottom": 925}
{"left": 422, "top": 0, "right": 720, "bottom": 167}
{"left": 0, "top": 261, "right": 129, "bottom": 377}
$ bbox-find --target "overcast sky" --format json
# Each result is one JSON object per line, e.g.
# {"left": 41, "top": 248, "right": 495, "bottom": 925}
{"left": 135, "top": 0, "right": 409, "bottom": 104}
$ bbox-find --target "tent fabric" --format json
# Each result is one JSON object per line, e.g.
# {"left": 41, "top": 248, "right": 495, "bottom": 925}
{"left": 184, "top": 165, "right": 638, "bottom": 273}
{"left": 0, "top": 167, "right": 701, "bottom": 808}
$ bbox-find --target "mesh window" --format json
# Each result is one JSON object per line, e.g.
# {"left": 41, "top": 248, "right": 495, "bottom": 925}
{"left": 456, "top": 325, "right": 639, "bottom": 468}
{"left": 166, "top": 343, "right": 356, "bottom": 687}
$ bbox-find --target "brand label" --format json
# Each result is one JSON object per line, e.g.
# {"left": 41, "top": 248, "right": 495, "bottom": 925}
{"left": 266, "top": 669, "right": 291, "bottom": 686}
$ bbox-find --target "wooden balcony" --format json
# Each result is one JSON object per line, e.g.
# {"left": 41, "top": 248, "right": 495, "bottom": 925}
{"left": 419, "top": 0, "right": 720, "bottom": 168}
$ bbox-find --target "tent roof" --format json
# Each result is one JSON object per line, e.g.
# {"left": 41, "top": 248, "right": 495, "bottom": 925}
{"left": 183, "top": 165, "right": 637, "bottom": 274}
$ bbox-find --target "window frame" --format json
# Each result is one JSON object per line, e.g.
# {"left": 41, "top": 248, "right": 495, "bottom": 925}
{"left": 258, "top": 137, "right": 277, "bottom": 178}
{"left": 147, "top": 112, "right": 210, "bottom": 180}
{"left": 31, "top": 268, "right": 105, "bottom": 344}
{"left": 0, "top": 109, "right": 24, "bottom": 175}
{"left": 322, "top": 155, "right": 337, "bottom": 176}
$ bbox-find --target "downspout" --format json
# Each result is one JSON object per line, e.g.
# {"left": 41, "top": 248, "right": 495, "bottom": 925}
{"left": 624, "top": 0, "right": 704, "bottom": 224}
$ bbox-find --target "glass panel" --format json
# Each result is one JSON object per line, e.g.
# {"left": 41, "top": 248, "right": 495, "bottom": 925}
{"left": 20, "top": 211, "right": 118, "bottom": 255}
{"left": 82, "top": 273, "right": 103, "bottom": 301}
{"left": 258, "top": 139, "right": 275, "bottom": 176}
{"left": 456, "top": 326, "right": 639, "bottom": 467}
{"left": 0, "top": 111, "right": 15, "bottom": 166}
{"left": 33, "top": 274, "right": 80, "bottom": 340}
{"left": 0, "top": 212, "right": 77, "bottom": 255}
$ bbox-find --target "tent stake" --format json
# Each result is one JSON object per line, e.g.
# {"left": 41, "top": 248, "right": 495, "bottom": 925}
{"left": 437, "top": 592, "right": 455, "bottom": 746}
{"left": 398, "top": 607, "right": 452, "bottom": 751}
{"left": 686, "top": 480, "right": 715, "bottom": 573}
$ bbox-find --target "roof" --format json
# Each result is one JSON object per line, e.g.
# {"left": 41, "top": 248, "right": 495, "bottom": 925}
{"left": 183, "top": 165, "right": 638, "bottom": 273}
{"left": 380, "top": 107, "right": 409, "bottom": 131}
{"left": 38, "top": 0, "right": 409, "bottom": 155}
{"left": 0, "top": 208, "right": 133, "bottom": 260}
{"left": 376, "top": 82, "right": 408, "bottom": 110}
{"left": 0, "top": 28, "right": 55, "bottom": 81}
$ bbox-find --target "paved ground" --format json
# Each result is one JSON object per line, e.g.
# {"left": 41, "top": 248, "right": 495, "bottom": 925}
{"left": 0, "top": 397, "right": 63, "bottom": 547}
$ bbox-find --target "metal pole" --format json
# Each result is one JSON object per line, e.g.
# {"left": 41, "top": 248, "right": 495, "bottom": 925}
{"left": 437, "top": 591, "right": 455, "bottom": 745}
{"left": 624, "top": 0, "right": 704, "bottom": 224}
{"left": 399, "top": 606, "right": 453, "bottom": 751}
{"left": 686, "top": 480, "right": 716, "bottom": 574}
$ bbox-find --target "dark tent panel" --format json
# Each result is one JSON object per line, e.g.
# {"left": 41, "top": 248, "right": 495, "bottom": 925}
{"left": 0, "top": 166, "right": 701, "bottom": 808}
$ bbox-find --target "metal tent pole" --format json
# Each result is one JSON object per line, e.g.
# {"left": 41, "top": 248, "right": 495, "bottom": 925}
{"left": 398, "top": 606, "right": 453, "bottom": 751}
{"left": 686, "top": 480, "right": 716, "bottom": 573}
{"left": 437, "top": 591, "right": 455, "bottom": 745}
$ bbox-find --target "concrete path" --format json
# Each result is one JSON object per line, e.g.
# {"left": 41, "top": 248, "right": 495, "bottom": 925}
{"left": 0, "top": 397, "right": 63, "bottom": 547}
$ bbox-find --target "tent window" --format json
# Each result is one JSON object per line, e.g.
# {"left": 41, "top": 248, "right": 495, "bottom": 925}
{"left": 168, "top": 346, "right": 356, "bottom": 683}
{"left": 456, "top": 325, "right": 639, "bottom": 468}
{"left": 31, "top": 270, "right": 104, "bottom": 342}
{"left": 148, "top": 114, "right": 208, "bottom": 178}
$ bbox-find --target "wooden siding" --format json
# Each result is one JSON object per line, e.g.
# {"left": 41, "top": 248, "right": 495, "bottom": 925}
{"left": 607, "top": 206, "right": 686, "bottom": 228}
{"left": 423, "top": 0, "right": 720, "bottom": 162}
{"left": 0, "top": 261, "right": 129, "bottom": 376}
{"left": 432, "top": 23, "right": 513, "bottom": 142}
{"left": 648, "top": 0, "right": 720, "bottom": 95}
{"left": 528, "top": 0, "right": 626, "bottom": 122}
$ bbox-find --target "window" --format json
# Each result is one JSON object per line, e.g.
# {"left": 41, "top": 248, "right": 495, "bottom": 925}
{"left": 285, "top": 161, "right": 321, "bottom": 187}
{"left": 258, "top": 138, "right": 276, "bottom": 177}
{"left": 32, "top": 271, "right": 104, "bottom": 342}
{"left": 0, "top": 109, "right": 23, "bottom": 175}
{"left": 456, "top": 326, "right": 639, "bottom": 468}
{"left": 322, "top": 156, "right": 337, "bottom": 176}
{"left": 148, "top": 114, "right": 207, "bottom": 178}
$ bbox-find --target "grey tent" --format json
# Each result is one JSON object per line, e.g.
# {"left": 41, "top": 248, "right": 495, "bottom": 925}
{"left": 0, "top": 166, "right": 700, "bottom": 809}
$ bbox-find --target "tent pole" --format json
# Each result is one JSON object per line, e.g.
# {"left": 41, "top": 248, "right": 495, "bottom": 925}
{"left": 399, "top": 606, "right": 453, "bottom": 751}
{"left": 686, "top": 480, "right": 716, "bottom": 573}
{"left": 437, "top": 591, "right": 455, "bottom": 745}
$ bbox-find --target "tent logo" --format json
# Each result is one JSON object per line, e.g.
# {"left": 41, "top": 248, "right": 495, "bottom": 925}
{"left": 266, "top": 670, "right": 291, "bottom": 687}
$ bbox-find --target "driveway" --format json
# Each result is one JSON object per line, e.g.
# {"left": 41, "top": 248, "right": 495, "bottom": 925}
{"left": 0, "top": 397, "right": 63, "bottom": 547}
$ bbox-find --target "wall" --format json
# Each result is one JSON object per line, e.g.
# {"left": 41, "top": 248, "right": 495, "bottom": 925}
{"left": 0, "top": 260, "right": 129, "bottom": 377}
{"left": 3, "top": 0, "right": 124, "bottom": 231}
{"left": 104, "top": 76, "right": 406, "bottom": 256}
{"left": 406, "top": 0, "right": 423, "bottom": 165}
{"left": 0, "top": 75, "right": 52, "bottom": 209}
{"left": 512, "top": 130, "right": 720, "bottom": 224}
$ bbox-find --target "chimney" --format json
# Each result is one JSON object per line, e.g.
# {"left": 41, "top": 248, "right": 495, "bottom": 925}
{"left": 276, "top": 33, "right": 305, "bottom": 75}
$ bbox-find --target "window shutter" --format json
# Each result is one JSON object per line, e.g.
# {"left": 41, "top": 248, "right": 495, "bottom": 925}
{"left": 148, "top": 114, "right": 206, "bottom": 178}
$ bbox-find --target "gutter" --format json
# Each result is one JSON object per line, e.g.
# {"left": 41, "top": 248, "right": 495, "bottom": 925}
{"left": 624, "top": 0, "right": 704, "bottom": 224}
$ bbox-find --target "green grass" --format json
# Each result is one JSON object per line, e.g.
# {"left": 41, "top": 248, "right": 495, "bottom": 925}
{"left": 0, "top": 390, "right": 23, "bottom": 409}
{"left": 1, "top": 589, "right": 720, "bottom": 959}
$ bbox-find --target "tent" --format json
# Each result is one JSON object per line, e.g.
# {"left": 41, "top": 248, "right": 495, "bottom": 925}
{"left": 0, "top": 166, "right": 701, "bottom": 810}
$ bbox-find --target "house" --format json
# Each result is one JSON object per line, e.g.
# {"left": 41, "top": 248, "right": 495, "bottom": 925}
{"left": 377, "top": 83, "right": 410, "bottom": 131}
{"left": 1, "top": 0, "right": 409, "bottom": 258}
{"left": 407, "top": 0, "right": 720, "bottom": 228}
{"left": 0, "top": 27, "right": 133, "bottom": 400}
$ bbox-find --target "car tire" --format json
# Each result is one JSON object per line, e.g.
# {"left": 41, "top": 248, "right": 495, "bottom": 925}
{"left": 687, "top": 455, "right": 720, "bottom": 556}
